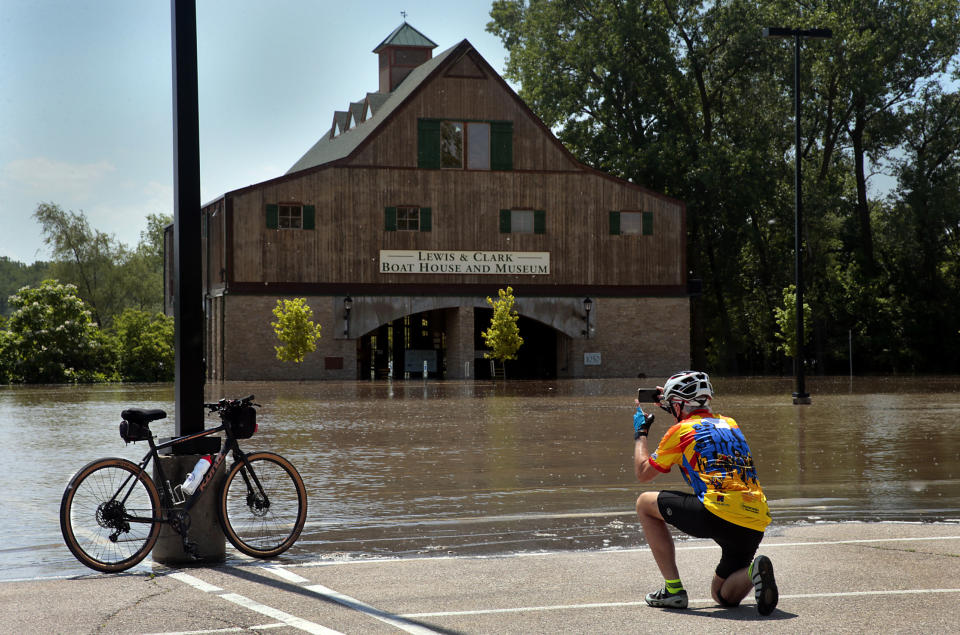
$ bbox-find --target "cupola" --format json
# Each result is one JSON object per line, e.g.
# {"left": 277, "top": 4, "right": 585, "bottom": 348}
{"left": 373, "top": 22, "right": 438, "bottom": 92}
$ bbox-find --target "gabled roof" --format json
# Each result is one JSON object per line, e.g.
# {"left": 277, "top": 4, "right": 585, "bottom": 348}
{"left": 373, "top": 21, "right": 437, "bottom": 53}
{"left": 286, "top": 41, "right": 462, "bottom": 174}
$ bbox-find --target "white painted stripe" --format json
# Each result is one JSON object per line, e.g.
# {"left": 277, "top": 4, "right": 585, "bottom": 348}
{"left": 303, "top": 583, "right": 440, "bottom": 635}
{"left": 402, "top": 588, "right": 960, "bottom": 618}
{"left": 166, "top": 571, "right": 342, "bottom": 635}
{"left": 261, "top": 564, "right": 442, "bottom": 634}
{"left": 168, "top": 571, "right": 223, "bottom": 593}
{"left": 220, "top": 593, "right": 342, "bottom": 635}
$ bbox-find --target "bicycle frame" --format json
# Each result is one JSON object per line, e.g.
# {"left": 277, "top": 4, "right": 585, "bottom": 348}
{"left": 112, "top": 418, "right": 256, "bottom": 526}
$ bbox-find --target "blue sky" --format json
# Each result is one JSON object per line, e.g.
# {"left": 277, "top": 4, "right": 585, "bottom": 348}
{"left": 0, "top": 0, "right": 512, "bottom": 263}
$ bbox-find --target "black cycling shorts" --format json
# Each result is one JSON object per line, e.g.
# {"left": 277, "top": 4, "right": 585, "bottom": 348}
{"left": 657, "top": 490, "right": 764, "bottom": 579}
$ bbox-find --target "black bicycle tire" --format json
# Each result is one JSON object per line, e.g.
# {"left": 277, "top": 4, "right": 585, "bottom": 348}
{"left": 218, "top": 452, "right": 307, "bottom": 558}
{"left": 60, "top": 457, "right": 162, "bottom": 573}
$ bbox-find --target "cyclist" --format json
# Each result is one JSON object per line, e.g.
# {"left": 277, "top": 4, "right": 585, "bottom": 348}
{"left": 631, "top": 370, "right": 778, "bottom": 615}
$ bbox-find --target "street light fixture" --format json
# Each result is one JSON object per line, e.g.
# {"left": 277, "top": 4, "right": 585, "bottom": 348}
{"left": 583, "top": 297, "right": 593, "bottom": 338}
{"left": 343, "top": 296, "right": 353, "bottom": 337}
{"left": 763, "top": 26, "right": 832, "bottom": 405}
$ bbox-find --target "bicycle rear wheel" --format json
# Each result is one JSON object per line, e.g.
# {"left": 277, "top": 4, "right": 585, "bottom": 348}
{"left": 60, "top": 458, "right": 161, "bottom": 573}
{"left": 219, "top": 452, "right": 307, "bottom": 558}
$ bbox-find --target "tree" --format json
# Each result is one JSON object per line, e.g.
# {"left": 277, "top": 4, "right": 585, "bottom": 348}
{"left": 113, "top": 308, "right": 174, "bottom": 382}
{"left": 33, "top": 203, "right": 126, "bottom": 327}
{"left": 4, "top": 279, "right": 115, "bottom": 383}
{"left": 0, "top": 257, "right": 52, "bottom": 316}
{"left": 481, "top": 286, "right": 524, "bottom": 375}
{"left": 772, "top": 285, "right": 812, "bottom": 359}
{"left": 271, "top": 298, "right": 322, "bottom": 363}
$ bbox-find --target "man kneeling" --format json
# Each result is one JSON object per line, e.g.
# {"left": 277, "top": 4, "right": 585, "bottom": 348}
{"left": 631, "top": 371, "right": 778, "bottom": 615}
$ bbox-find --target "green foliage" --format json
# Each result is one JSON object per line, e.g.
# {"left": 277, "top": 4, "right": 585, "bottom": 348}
{"left": 32, "top": 204, "right": 171, "bottom": 326}
{"left": 481, "top": 287, "right": 524, "bottom": 364}
{"left": 271, "top": 298, "right": 322, "bottom": 363}
{"left": 773, "top": 286, "right": 812, "bottom": 359}
{"left": 113, "top": 309, "right": 174, "bottom": 382}
{"left": 489, "top": 0, "right": 960, "bottom": 374}
{"left": 0, "top": 257, "right": 51, "bottom": 316}
{"left": 3, "top": 279, "right": 116, "bottom": 383}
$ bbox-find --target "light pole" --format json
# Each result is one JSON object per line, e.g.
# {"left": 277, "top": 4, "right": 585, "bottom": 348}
{"left": 763, "top": 26, "right": 832, "bottom": 405}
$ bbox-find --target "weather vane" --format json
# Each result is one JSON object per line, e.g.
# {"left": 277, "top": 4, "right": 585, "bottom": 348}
{"left": 401, "top": 10, "right": 408, "bottom": 20}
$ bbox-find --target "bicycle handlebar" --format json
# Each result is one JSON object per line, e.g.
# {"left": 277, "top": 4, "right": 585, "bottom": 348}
{"left": 204, "top": 395, "right": 257, "bottom": 412}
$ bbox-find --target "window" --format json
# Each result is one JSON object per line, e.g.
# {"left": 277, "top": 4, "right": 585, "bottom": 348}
{"left": 265, "top": 203, "right": 315, "bottom": 230}
{"left": 279, "top": 204, "right": 302, "bottom": 229}
{"left": 418, "top": 119, "right": 512, "bottom": 170}
{"left": 499, "top": 209, "right": 545, "bottom": 234}
{"left": 609, "top": 210, "right": 653, "bottom": 235}
{"left": 385, "top": 206, "right": 432, "bottom": 232}
{"left": 441, "top": 122, "right": 463, "bottom": 169}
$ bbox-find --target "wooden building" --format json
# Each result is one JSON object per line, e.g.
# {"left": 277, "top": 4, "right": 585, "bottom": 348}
{"left": 167, "top": 22, "right": 691, "bottom": 381}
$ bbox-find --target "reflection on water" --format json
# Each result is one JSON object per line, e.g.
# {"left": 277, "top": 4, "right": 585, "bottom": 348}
{"left": 2, "top": 377, "right": 958, "bottom": 580}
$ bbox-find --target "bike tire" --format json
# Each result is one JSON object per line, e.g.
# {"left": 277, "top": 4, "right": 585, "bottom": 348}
{"left": 60, "top": 457, "right": 162, "bottom": 573}
{"left": 218, "top": 452, "right": 307, "bottom": 558}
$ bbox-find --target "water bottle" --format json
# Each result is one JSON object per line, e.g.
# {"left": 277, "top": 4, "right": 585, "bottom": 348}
{"left": 181, "top": 455, "right": 211, "bottom": 495}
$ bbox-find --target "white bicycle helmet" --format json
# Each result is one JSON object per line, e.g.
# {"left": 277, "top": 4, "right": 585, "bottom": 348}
{"left": 660, "top": 370, "right": 713, "bottom": 414}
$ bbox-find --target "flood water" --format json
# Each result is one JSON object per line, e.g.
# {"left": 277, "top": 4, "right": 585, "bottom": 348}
{"left": 1, "top": 376, "right": 958, "bottom": 581}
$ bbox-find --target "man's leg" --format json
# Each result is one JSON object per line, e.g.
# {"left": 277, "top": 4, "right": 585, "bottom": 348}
{"left": 636, "top": 491, "right": 688, "bottom": 608}
{"left": 635, "top": 491, "right": 679, "bottom": 579}
{"left": 710, "top": 569, "right": 752, "bottom": 607}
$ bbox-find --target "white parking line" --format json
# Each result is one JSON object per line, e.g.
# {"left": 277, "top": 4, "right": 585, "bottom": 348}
{"left": 166, "top": 572, "right": 342, "bottom": 635}
{"left": 263, "top": 565, "right": 442, "bottom": 635}
{"left": 401, "top": 588, "right": 960, "bottom": 618}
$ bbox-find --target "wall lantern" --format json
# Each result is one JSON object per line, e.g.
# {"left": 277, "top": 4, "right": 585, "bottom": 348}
{"left": 582, "top": 297, "right": 593, "bottom": 338}
{"left": 343, "top": 296, "right": 353, "bottom": 337}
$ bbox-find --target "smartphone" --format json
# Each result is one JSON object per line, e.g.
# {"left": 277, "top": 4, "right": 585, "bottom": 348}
{"left": 637, "top": 388, "right": 660, "bottom": 403}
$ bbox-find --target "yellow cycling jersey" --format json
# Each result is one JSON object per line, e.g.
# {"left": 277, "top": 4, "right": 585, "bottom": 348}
{"left": 649, "top": 412, "right": 771, "bottom": 532}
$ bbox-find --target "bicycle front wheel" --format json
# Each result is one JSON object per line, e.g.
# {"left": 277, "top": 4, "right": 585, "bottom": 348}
{"left": 60, "top": 458, "right": 161, "bottom": 573}
{"left": 219, "top": 452, "right": 307, "bottom": 558}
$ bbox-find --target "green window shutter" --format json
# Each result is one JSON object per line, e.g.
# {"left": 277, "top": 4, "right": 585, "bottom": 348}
{"left": 609, "top": 211, "right": 620, "bottom": 235}
{"left": 642, "top": 211, "right": 653, "bottom": 235}
{"left": 417, "top": 119, "right": 442, "bottom": 169}
{"left": 302, "top": 205, "right": 315, "bottom": 230}
{"left": 499, "top": 209, "right": 512, "bottom": 233}
{"left": 534, "top": 210, "right": 546, "bottom": 234}
{"left": 266, "top": 204, "right": 279, "bottom": 229}
{"left": 419, "top": 207, "right": 432, "bottom": 232}
{"left": 490, "top": 121, "right": 513, "bottom": 171}
{"left": 385, "top": 206, "right": 397, "bottom": 231}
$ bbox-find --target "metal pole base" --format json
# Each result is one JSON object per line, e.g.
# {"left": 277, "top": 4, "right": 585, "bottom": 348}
{"left": 792, "top": 392, "right": 812, "bottom": 405}
{"left": 152, "top": 454, "right": 226, "bottom": 565}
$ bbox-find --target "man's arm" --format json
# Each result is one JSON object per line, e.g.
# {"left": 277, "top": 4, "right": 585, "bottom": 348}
{"left": 634, "top": 435, "right": 661, "bottom": 482}
{"left": 632, "top": 406, "right": 662, "bottom": 482}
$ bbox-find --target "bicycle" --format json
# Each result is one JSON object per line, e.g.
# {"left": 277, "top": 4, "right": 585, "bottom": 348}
{"left": 60, "top": 395, "right": 308, "bottom": 573}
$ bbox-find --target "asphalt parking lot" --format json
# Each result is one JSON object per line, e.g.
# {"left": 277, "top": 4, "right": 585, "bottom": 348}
{"left": 2, "top": 522, "right": 959, "bottom": 634}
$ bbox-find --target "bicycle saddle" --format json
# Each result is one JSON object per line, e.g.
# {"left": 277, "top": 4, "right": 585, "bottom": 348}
{"left": 121, "top": 408, "right": 167, "bottom": 424}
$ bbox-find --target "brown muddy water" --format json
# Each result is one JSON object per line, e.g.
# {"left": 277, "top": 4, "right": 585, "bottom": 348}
{"left": 2, "top": 377, "right": 958, "bottom": 580}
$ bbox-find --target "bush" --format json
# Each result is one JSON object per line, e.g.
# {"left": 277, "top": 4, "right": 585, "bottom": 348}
{"left": 4, "top": 279, "right": 116, "bottom": 383}
{"left": 113, "top": 309, "right": 174, "bottom": 382}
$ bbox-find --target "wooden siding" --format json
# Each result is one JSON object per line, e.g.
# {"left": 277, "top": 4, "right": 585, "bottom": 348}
{"left": 350, "top": 65, "right": 580, "bottom": 172}
{"left": 227, "top": 166, "right": 683, "bottom": 288}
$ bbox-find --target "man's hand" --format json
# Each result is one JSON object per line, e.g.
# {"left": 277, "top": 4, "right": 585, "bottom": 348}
{"left": 633, "top": 407, "right": 655, "bottom": 440}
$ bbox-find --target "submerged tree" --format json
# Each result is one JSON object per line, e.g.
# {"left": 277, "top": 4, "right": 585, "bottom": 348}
{"left": 271, "top": 298, "right": 322, "bottom": 363}
{"left": 481, "top": 286, "right": 524, "bottom": 377}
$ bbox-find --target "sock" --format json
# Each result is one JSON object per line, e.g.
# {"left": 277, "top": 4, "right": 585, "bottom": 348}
{"left": 665, "top": 578, "right": 684, "bottom": 594}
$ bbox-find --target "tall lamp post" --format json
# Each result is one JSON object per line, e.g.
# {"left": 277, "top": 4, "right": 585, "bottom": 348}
{"left": 763, "top": 26, "right": 832, "bottom": 405}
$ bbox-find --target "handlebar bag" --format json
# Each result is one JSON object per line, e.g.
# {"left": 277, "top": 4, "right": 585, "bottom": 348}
{"left": 227, "top": 406, "right": 257, "bottom": 439}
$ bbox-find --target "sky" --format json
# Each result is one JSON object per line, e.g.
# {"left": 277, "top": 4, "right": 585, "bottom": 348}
{"left": 0, "top": 0, "right": 513, "bottom": 264}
